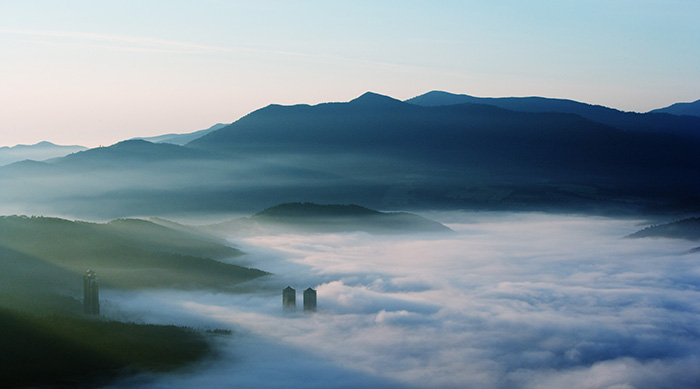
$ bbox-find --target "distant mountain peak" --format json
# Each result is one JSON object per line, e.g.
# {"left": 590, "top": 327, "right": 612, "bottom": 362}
{"left": 349, "top": 92, "right": 404, "bottom": 106}
{"left": 0, "top": 141, "right": 87, "bottom": 167}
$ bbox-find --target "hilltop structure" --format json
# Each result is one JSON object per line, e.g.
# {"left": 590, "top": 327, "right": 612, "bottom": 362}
{"left": 304, "top": 287, "right": 317, "bottom": 312}
{"left": 83, "top": 269, "right": 99, "bottom": 315}
{"left": 283, "top": 286, "right": 296, "bottom": 311}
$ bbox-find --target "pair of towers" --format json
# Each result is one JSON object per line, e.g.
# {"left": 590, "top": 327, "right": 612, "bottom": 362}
{"left": 283, "top": 286, "right": 316, "bottom": 312}
{"left": 83, "top": 269, "right": 100, "bottom": 315}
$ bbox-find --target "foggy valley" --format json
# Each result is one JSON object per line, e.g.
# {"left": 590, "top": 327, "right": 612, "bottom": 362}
{"left": 2, "top": 3, "right": 700, "bottom": 385}
{"left": 2, "top": 202, "right": 699, "bottom": 387}
{"left": 102, "top": 213, "right": 700, "bottom": 388}
{"left": 2, "top": 90, "right": 700, "bottom": 387}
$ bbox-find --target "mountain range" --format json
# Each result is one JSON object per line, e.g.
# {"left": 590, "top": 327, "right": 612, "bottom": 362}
{"left": 650, "top": 99, "right": 700, "bottom": 118}
{"left": 405, "top": 91, "right": 700, "bottom": 141}
{"left": 0, "top": 141, "right": 87, "bottom": 167}
{"left": 2, "top": 91, "right": 699, "bottom": 218}
{"left": 131, "top": 123, "right": 229, "bottom": 145}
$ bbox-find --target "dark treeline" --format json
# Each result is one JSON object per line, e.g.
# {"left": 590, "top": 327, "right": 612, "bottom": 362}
{"left": 0, "top": 308, "right": 211, "bottom": 387}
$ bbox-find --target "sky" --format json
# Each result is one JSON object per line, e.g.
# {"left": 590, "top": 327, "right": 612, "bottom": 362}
{"left": 1, "top": 0, "right": 699, "bottom": 147}
{"left": 100, "top": 213, "right": 700, "bottom": 388}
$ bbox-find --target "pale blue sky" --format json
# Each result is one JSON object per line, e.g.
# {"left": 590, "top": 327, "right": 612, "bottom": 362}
{"left": 1, "top": 0, "right": 699, "bottom": 147}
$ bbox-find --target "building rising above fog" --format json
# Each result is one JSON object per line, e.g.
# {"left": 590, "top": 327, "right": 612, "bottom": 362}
{"left": 304, "top": 287, "right": 317, "bottom": 312}
{"left": 83, "top": 269, "right": 99, "bottom": 315}
{"left": 283, "top": 286, "right": 296, "bottom": 311}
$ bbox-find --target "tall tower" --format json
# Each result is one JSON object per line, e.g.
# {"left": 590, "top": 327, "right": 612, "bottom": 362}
{"left": 83, "top": 269, "right": 99, "bottom": 315}
{"left": 303, "top": 287, "right": 317, "bottom": 312}
{"left": 282, "top": 286, "right": 296, "bottom": 311}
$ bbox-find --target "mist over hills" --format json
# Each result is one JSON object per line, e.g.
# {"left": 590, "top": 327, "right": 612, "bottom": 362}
{"left": 54, "top": 139, "right": 212, "bottom": 168}
{"left": 0, "top": 215, "right": 254, "bottom": 387}
{"left": 0, "top": 141, "right": 86, "bottom": 167}
{"left": 0, "top": 216, "right": 265, "bottom": 297}
{"left": 187, "top": 91, "right": 700, "bottom": 212}
{"left": 1, "top": 91, "right": 700, "bottom": 218}
{"left": 3, "top": 91, "right": 700, "bottom": 387}
{"left": 131, "top": 123, "right": 229, "bottom": 145}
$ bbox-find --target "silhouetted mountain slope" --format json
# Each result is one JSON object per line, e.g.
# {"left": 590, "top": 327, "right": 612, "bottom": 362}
{"left": 650, "top": 99, "right": 700, "bottom": 118}
{"left": 204, "top": 202, "right": 451, "bottom": 235}
{"left": 55, "top": 139, "right": 211, "bottom": 168}
{"left": 0, "top": 141, "right": 86, "bottom": 166}
{"left": 2, "top": 92, "right": 700, "bottom": 217}
{"left": 191, "top": 95, "right": 617, "bottom": 165}
{"left": 0, "top": 159, "right": 55, "bottom": 174}
{"left": 189, "top": 92, "right": 700, "bottom": 203}
{"left": 133, "top": 123, "right": 229, "bottom": 145}
{"left": 406, "top": 91, "right": 700, "bottom": 141}
{"left": 627, "top": 217, "right": 700, "bottom": 241}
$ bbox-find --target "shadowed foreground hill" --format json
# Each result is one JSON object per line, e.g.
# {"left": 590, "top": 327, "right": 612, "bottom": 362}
{"left": 0, "top": 216, "right": 267, "bottom": 300}
{"left": 0, "top": 216, "right": 256, "bottom": 387}
{"left": 204, "top": 202, "right": 452, "bottom": 235}
{"left": 0, "top": 309, "right": 212, "bottom": 388}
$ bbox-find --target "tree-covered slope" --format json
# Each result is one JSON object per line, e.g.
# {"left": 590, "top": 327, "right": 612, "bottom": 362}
{"left": 0, "top": 216, "right": 267, "bottom": 296}
{"left": 0, "top": 309, "right": 212, "bottom": 388}
{"left": 205, "top": 202, "right": 452, "bottom": 235}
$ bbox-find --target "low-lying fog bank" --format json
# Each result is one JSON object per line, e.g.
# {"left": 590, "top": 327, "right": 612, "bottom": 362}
{"left": 105, "top": 212, "right": 700, "bottom": 388}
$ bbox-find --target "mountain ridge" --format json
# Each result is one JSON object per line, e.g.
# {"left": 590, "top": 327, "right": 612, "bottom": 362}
{"left": 405, "top": 91, "right": 700, "bottom": 141}
{"left": 131, "top": 123, "right": 229, "bottom": 145}
{"left": 3, "top": 91, "right": 700, "bottom": 217}
{"left": 0, "top": 141, "right": 87, "bottom": 167}
{"left": 650, "top": 99, "right": 700, "bottom": 118}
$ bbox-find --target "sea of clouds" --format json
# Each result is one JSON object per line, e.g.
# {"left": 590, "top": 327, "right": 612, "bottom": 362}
{"left": 104, "top": 212, "right": 700, "bottom": 388}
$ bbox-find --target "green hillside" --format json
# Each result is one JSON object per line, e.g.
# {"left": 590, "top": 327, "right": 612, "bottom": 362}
{"left": 0, "top": 216, "right": 258, "bottom": 387}
{"left": 0, "top": 308, "right": 212, "bottom": 387}
{"left": 0, "top": 216, "right": 267, "bottom": 307}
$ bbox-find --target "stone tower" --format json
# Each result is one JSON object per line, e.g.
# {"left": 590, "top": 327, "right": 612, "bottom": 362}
{"left": 83, "top": 269, "right": 99, "bottom": 315}
{"left": 304, "top": 287, "right": 317, "bottom": 312}
{"left": 282, "top": 286, "right": 296, "bottom": 311}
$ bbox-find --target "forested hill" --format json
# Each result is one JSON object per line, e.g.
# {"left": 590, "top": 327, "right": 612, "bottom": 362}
{"left": 206, "top": 202, "right": 452, "bottom": 235}
{"left": 0, "top": 215, "right": 267, "bottom": 309}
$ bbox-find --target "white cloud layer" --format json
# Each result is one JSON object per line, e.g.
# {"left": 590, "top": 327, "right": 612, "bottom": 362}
{"left": 104, "top": 212, "right": 700, "bottom": 388}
